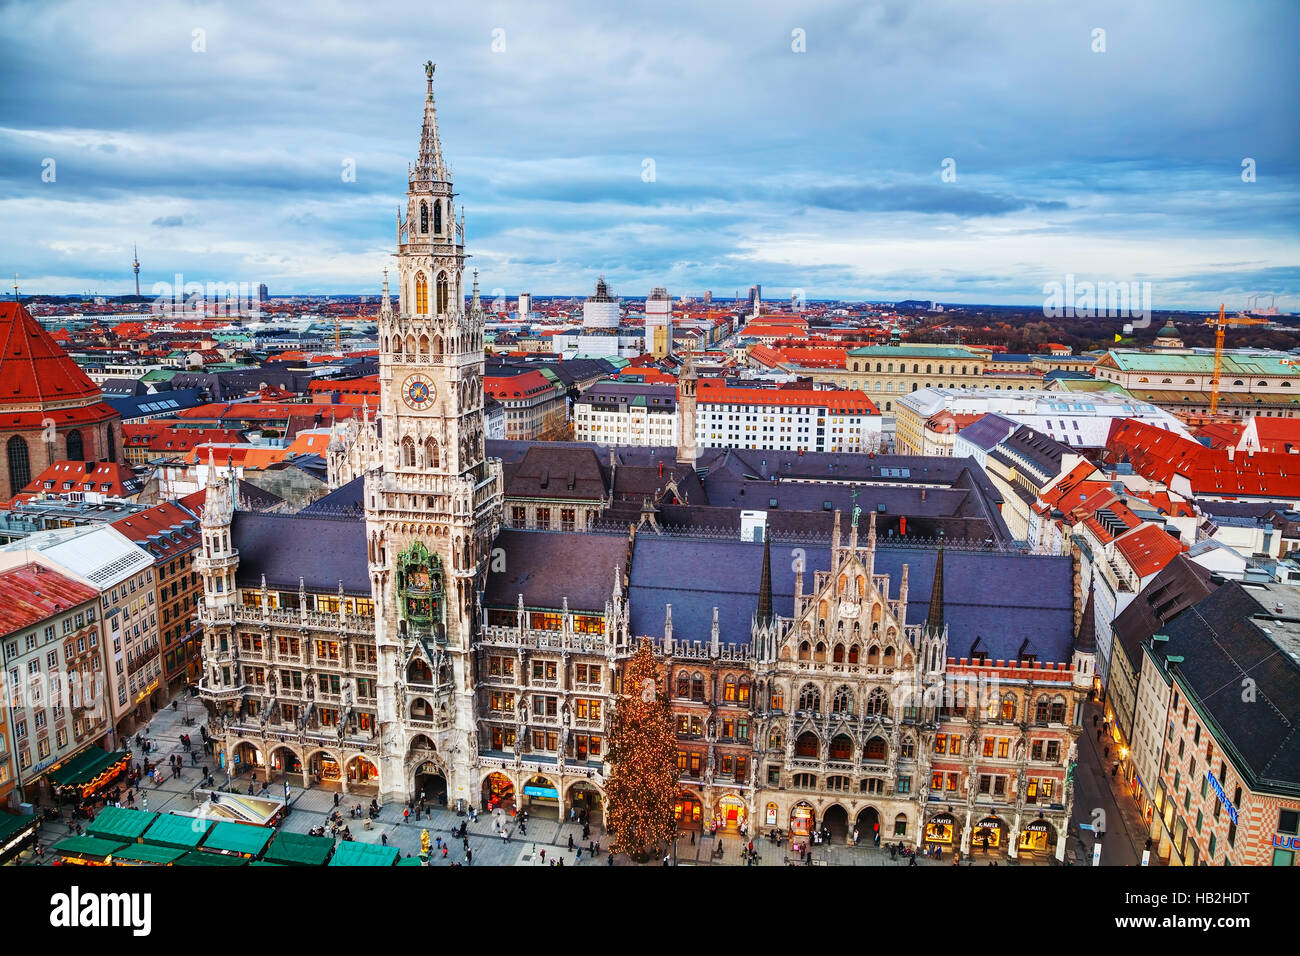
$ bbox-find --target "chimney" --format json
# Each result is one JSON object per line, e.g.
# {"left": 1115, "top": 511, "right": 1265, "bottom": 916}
{"left": 1227, "top": 446, "right": 1234, "bottom": 462}
{"left": 899, "top": 515, "right": 908, "bottom": 536}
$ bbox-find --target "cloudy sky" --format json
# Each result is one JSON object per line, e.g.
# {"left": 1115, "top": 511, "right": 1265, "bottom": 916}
{"left": 2, "top": 0, "right": 1297, "bottom": 308}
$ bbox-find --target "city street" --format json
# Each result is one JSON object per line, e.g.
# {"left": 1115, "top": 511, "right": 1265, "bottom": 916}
{"left": 1068, "top": 700, "right": 1149, "bottom": 867}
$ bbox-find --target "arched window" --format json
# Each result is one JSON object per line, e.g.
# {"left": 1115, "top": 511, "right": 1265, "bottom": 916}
{"left": 814, "top": 641, "right": 827, "bottom": 662}
{"left": 798, "top": 641, "right": 811, "bottom": 661}
{"left": 6, "top": 435, "right": 30, "bottom": 493}
{"left": 418, "top": 334, "right": 430, "bottom": 356}
{"left": 795, "top": 732, "right": 819, "bottom": 757}
{"left": 832, "top": 686, "right": 854, "bottom": 715}
{"left": 691, "top": 673, "right": 705, "bottom": 701}
{"left": 1000, "top": 695, "right": 1016, "bottom": 721}
{"left": 400, "top": 437, "right": 416, "bottom": 468}
{"left": 676, "top": 672, "right": 690, "bottom": 698}
{"left": 864, "top": 737, "right": 887, "bottom": 761}
{"left": 424, "top": 437, "right": 439, "bottom": 468}
{"left": 832, "top": 644, "right": 845, "bottom": 663}
{"left": 436, "top": 272, "right": 449, "bottom": 315}
{"left": 433, "top": 201, "right": 442, "bottom": 234}
{"left": 737, "top": 678, "right": 751, "bottom": 704}
{"left": 798, "top": 684, "right": 820, "bottom": 713}
{"left": 883, "top": 646, "right": 896, "bottom": 667}
{"left": 1049, "top": 696, "right": 1067, "bottom": 723}
{"left": 865, "top": 687, "right": 889, "bottom": 716}
{"left": 432, "top": 335, "right": 443, "bottom": 356}
{"left": 420, "top": 202, "right": 429, "bottom": 233}
{"left": 723, "top": 676, "right": 737, "bottom": 702}
{"left": 867, "top": 645, "right": 880, "bottom": 666}
{"left": 829, "top": 734, "right": 852, "bottom": 761}
{"left": 65, "top": 429, "right": 83, "bottom": 461}
{"left": 415, "top": 273, "right": 429, "bottom": 315}
{"left": 848, "top": 645, "right": 860, "bottom": 664}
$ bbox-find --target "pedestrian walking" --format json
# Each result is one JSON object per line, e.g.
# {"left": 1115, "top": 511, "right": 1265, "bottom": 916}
{"left": 380, "top": 832, "right": 388, "bottom": 846}
{"left": 403, "top": 807, "right": 410, "bottom": 825}
{"left": 334, "top": 792, "right": 340, "bottom": 807}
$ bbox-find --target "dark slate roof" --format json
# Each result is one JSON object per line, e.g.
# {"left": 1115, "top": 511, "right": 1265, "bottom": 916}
{"left": 502, "top": 445, "right": 608, "bottom": 501}
{"left": 107, "top": 388, "right": 207, "bottom": 420}
{"left": 1112, "top": 554, "right": 1216, "bottom": 673}
{"left": 484, "top": 529, "right": 628, "bottom": 612}
{"left": 230, "top": 512, "right": 369, "bottom": 595}
{"left": 235, "top": 479, "right": 284, "bottom": 511}
{"left": 988, "top": 424, "right": 1072, "bottom": 479}
{"left": 1198, "top": 500, "right": 1299, "bottom": 521}
{"left": 1160, "top": 582, "right": 1300, "bottom": 790}
{"left": 298, "top": 476, "right": 364, "bottom": 517}
{"left": 956, "top": 413, "right": 1019, "bottom": 452}
{"left": 627, "top": 536, "right": 1074, "bottom": 660}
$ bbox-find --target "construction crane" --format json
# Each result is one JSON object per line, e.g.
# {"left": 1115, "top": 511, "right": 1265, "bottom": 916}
{"left": 1206, "top": 303, "right": 1267, "bottom": 415}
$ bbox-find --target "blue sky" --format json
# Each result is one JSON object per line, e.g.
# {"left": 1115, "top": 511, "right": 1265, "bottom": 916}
{"left": 1, "top": 0, "right": 1297, "bottom": 308}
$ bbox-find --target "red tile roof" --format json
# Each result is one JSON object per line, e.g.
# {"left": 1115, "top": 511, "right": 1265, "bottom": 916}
{"left": 1108, "top": 418, "right": 1300, "bottom": 499}
{"left": 111, "top": 501, "right": 200, "bottom": 561}
{"left": 485, "top": 370, "right": 562, "bottom": 399}
{"left": 697, "top": 379, "right": 878, "bottom": 414}
{"left": 21, "top": 460, "right": 144, "bottom": 499}
{"left": 1115, "top": 524, "right": 1185, "bottom": 579}
{"left": 0, "top": 302, "right": 106, "bottom": 408}
{"left": 0, "top": 563, "right": 99, "bottom": 636}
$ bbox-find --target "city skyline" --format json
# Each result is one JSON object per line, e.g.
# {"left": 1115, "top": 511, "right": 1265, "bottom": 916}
{"left": 1, "top": 0, "right": 1298, "bottom": 307}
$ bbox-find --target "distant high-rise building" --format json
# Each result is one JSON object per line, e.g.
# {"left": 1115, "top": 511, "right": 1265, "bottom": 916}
{"left": 582, "top": 275, "right": 619, "bottom": 329}
{"left": 258, "top": 283, "right": 269, "bottom": 302}
{"left": 703, "top": 290, "right": 712, "bottom": 305}
{"left": 749, "top": 284, "right": 762, "bottom": 316}
{"left": 132, "top": 244, "right": 141, "bottom": 297}
{"left": 517, "top": 292, "right": 531, "bottom": 317}
{"left": 645, "top": 286, "right": 673, "bottom": 358}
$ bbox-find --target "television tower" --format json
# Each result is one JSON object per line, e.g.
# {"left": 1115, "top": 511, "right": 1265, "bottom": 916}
{"left": 132, "top": 244, "right": 141, "bottom": 296}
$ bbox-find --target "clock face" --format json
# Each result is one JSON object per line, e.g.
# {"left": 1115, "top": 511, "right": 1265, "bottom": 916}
{"left": 403, "top": 374, "right": 435, "bottom": 410}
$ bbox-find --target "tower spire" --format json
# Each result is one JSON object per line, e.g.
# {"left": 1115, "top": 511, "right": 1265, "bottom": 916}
{"left": 756, "top": 529, "right": 773, "bottom": 626}
{"left": 380, "top": 268, "right": 392, "bottom": 318}
{"left": 414, "top": 60, "right": 447, "bottom": 184}
{"left": 471, "top": 269, "right": 481, "bottom": 312}
{"left": 926, "top": 548, "right": 945, "bottom": 632}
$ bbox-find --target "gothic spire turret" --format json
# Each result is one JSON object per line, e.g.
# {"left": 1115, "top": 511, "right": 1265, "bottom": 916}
{"left": 471, "top": 269, "right": 481, "bottom": 313}
{"left": 925, "top": 548, "right": 945, "bottom": 633}
{"left": 756, "top": 530, "right": 773, "bottom": 626}
{"left": 414, "top": 61, "right": 447, "bottom": 185}
{"left": 380, "top": 268, "right": 392, "bottom": 318}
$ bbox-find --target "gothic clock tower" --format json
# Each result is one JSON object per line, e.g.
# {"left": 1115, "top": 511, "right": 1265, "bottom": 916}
{"left": 365, "top": 62, "right": 504, "bottom": 804}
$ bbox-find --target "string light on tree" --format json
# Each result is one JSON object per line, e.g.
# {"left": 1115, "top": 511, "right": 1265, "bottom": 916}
{"left": 604, "top": 637, "right": 680, "bottom": 861}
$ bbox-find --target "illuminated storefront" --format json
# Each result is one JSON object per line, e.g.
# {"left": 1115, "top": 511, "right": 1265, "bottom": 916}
{"left": 522, "top": 775, "right": 558, "bottom": 815}
{"left": 675, "top": 792, "right": 703, "bottom": 827}
{"left": 790, "top": 801, "right": 816, "bottom": 836}
{"left": 715, "top": 795, "right": 748, "bottom": 831}
{"left": 483, "top": 772, "right": 515, "bottom": 811}
{"left": 925, "top": 812, "right": 955, "bottom": 845}
{"left": 309, "top": 754, "right": 341, "bottom": 783}
{"left": 1018, "top": 819, "right": 1055, "bottom": 855}
{"left": 973, "top": 816, "right": 1005, "bottom": 852}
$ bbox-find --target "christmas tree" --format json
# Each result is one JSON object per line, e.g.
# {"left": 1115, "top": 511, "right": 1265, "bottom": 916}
{"left": 605, "top": 637, "right": 680, "bottom": 861}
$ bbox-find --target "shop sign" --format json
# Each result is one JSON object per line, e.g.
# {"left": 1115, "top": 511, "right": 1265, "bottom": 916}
{"left": 1273, "top": 835, "right": 1300, "bottom": 849}
{"left": 523, "top": 785, "right": 557, "bottom": 799}
{"left": 1207, "top": 771, "right": 1237, "bottom": 826}
{"left": 1023, "top": 821, "right": 1050, "bottom": 833}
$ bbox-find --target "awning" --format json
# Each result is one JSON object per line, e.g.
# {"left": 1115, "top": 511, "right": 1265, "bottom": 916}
{"left": 142, "top": 813, "right": 210, "bottom": 850}
{"left": 86, "top": 807, "right": 158, "bottom": 842}
{"left": 397, "top": 856, "right": 424, "bottom": 866}
{"left": 261, "top": 831, "right": 334, "bottom": 866}
{"left": 0, "top": 812, "right": 40, "bottom": 861}
{"left": 200, "top": 821, "right": 273, "bottom": 858}
{"left": 52, "top": 835, "right": 129, "bottom": 861}
{"left": 328, "top": 841, "right": 399, "bottom": 867}
{"left": 111, "top": 844, "right": 186, "bottom": 865}
{"left": 173, "top": 850, "right": 245, "bottom": 866}
{"left": 47, "top": 748, "right": 131, "bottom": 791}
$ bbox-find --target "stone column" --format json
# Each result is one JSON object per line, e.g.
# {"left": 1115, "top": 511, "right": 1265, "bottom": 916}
{"left": 1008, "top": 811, "right": 1020, "bottom": 860}
{"left": 960, "top": 808, "right": 972, "bottom": 854}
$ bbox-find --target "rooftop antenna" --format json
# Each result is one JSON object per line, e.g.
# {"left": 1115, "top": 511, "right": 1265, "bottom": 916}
{"left": 132, "top": 244, "right": 141, "bottom": 297}
{"left": 11, "top": 273, "right": 18, "bottom": 302}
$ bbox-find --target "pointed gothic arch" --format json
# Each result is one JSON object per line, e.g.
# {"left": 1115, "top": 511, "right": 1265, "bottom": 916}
{"left": 436, "top": 271, "right": 449, "bottom": 315}
{"left": 65, "top": 429, "right": 84, "bottom": 461}
{"left": 415, "top": 274, "right": 429, "bottom": 315}
{"left": 7, "top": 435, "right": 31, "bottom": 494}
{"left": 424, "top": 436, "right": 439, "bottom": 468}
{"left": 401, "top": 437, "right": 416, "bottom": 468}
{"left": 419, "top": 334, "right": 430, "bottom": 357}
{"left": 433, "top": 201, "right": 442, "bottom": 234}
{"left": 432, "top": 335, "right": 443, "bottom": 356}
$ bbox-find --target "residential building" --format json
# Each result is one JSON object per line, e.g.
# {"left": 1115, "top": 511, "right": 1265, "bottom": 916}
{"left": 574, "top": 381, "right": 677, "bottom": 446}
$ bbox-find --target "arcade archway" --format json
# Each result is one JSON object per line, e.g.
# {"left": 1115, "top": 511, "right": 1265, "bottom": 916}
{"left": 855, "top": 806, "right": 881, "bottom": 845}
{"left": 790, "top": 801, "right": 816, "bottom": 837}
{"left": 568, "top": 781, "right": 603, "bottom": 824}
{"left": 414, "top": 761, "right": 447, "bottom": 805}
{"left": 674, "top": 790, "right": 703, "bottom": 829}
{"left": 823, "top": 804, "right": 850, "bottom": 843}
{"left": 482, "top": 771, "right": 514, "bottom": 813}
{"left": 1017, "top": 817, "right": 1058, "bottom": 861}
{"left": 521, "top": 774, "right": 559, "bottom": 819}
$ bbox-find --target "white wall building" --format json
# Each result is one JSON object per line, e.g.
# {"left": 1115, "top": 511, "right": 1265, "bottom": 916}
{"left": 582, "top": 276, "right": 620, "bottom": 330}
